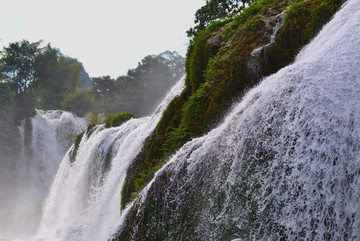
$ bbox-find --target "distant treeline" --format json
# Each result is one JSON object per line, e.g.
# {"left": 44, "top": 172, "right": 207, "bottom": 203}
{"left": 91, "top": 51, "right": 185, "bottom": 117}
{"left": 0, "top": 40, "right": 184, "bottom": 117}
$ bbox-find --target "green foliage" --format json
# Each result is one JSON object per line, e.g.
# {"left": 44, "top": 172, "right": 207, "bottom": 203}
{"left": 69, "top": 131, "right": 84, "bottom": 164}
{"left": 35, "top": 45, "right": 83, "bottom": 110}
{"left": 243, "top": 16, "right": 260, "bottom": 31}
{"left": 103, "top": 113, "right": 115, "bottom": 128}
{"left": 131, "top": 165, "right": 160, "bottom": 201}
{"left": 103, "top": 145, "right": 113, "bottom": 175}
{"left": 186, "top": 33, "right": 216, "bottom": 93}
{"left": 0, "top": 82, "right": 20, "bottom": 160}
{"left": 230, "top": 0, "right": 270, "bottom": 31}
{"left": 127, "top": 52, "right": 184, "bottom": 115}
{"left": 104, "top": 112, "right": 136, "bottom": 128}
{"left": 309, "top": 2, "right": 333, "bottom": 36}
{"left": 161, "top": 127, "right": 191, "bottom": 157}
{"left": 61, "top": 89, "right": 96, "bottom": 116}
{"left": 183, "top": 88, "right": 208, "bottom": 130}
{"left": 0, "top": 40, "right": 88, "bottom": 121}
{"left": 87, "top": 113, "right": 100, "bottom": 126}
{"left": 282, "top": 0, "right": 343, "bottom": 45}
{"left": 110, "top": 112, "right": 136, "bottom": 128}
{"left": 0, "top": 40, "right": 42, "bottom": 93}
{"left": 0, "top": 40, "right": 43, "bottom": 121}
{"left": 85, "top": 113, "right": 101, "bottom": 137}
{"left": 187, "top": 0, "right": 255, "bottom": 38}
{"left": 91, "top": 51, "right": 185, "bottom": 116}
{"left": 283, "top": 1, "right": 305, "bottom": 23}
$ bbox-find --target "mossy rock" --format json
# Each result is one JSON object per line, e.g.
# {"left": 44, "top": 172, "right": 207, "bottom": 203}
{"left": 104, "top": 112, "right": 136, "bottom": 128}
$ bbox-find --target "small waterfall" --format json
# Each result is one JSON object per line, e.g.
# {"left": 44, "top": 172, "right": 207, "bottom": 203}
{"left": 247, "top": 12, "right": 284, "bottom": 82}
{"left": 0, "top": 110, "right": 87, "bottom": 239}
{"left": 21, "top": 110, "right": 87, "bottom": 195}
{"left": 115, "top": 1, "right": 360, "bottom": 240}
{"left": 36, "top": 77, "right": 185, "bottom": 241}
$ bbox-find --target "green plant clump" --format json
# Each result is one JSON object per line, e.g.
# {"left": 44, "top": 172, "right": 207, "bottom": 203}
{"left": 104, "top": 112, "right": 136, "bottom": 128}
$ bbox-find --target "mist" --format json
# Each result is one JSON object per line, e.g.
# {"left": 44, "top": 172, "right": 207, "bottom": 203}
{"left": 0, "top": 110, "right": 87, "bottom": 238}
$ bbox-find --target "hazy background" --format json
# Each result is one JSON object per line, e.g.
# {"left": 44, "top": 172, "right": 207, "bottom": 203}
{"left": 0, "top": 0, "right": 205, "bottom": 78}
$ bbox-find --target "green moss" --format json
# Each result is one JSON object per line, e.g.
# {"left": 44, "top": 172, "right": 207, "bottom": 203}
{"left": 130, "top": 161, "right": 165, "bottom": 203}
{"left": 284, "top": 1, "right": 306, "bottom": 23}
{"left": 204, "top": 19, "right": 230, "bottom": 35}
{"left": 103, "top": 145, "right": 113, "bottom": 174}
{"left": 185, "top": 33, "right": 215, "bottom": 93}
{"left": 104, "top": 112, "right": 135, "bottom": 128}
{"left": 230, "top": 0, "right": 271, "bottom": 30}
{"left": 86, "top": 123, "right": 96, "bottom": 138}
{"left": 103, "top": 113, "right": 115, "bottom": 128}
{"left": 182, "top": 87, "right": 209, "bottom": 135}
{"left": 282, "top": 0, "right": 343, "bottom": 46}
{"left": 120, "top": 175, "right": 129, "bottom": 210}
{"left": 244, "top": 17, "right": 260, "bottom": 31}
{"left": 309, "top": 2, "right": 333, "bottom": 36}
{"left": 110, "top": 112, "right": 135, "bottom": 127}
{"left": 69, "top": 131, "right": 84, "bottom": 164}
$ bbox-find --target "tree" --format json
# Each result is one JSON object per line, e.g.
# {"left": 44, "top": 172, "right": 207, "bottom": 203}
{"left": 35, "top": 45, "right": 82, "bottom": 109}
{"left": 0, "top": 82, "right": 20, "bottom": 160}
{"left": 0, "top": 40, "right": 85, "bottom": 118}
{"left": 61, "top": 89, "right": 96, "bottom": 116}
{"left": 127, "top": 51, "right": 184, "bottom": 115}
{"left": 91, "top": 75, "right": 115, "bottom": 100}
{"left": 91, "top": 51, "right": 185, "bottom": 116}
{"left": 187, "top": 0, "right": 255, "bottom": 38}
{"left": 0, "top": 40, "right": 42, "bottom": 93}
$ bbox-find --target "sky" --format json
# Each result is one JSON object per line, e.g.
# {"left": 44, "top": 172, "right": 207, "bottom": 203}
{"left": 0, "top": 0, "right": 206, "bottom": 78}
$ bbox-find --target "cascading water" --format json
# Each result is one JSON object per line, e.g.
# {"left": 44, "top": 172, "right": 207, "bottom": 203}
{"left": 114, "top": 1, "right": 360, "bottom": 240}
{"left": 20, "top": 110, "right": 88, "bottom": 196}
{"left": 36, "top": 77, "right": 185, "bottom": 241}
{"left": 0, "top": 110, "right": 87, "bottom": 239}
{"left": 247, "top": 11, "right": 284, "bottom": 82}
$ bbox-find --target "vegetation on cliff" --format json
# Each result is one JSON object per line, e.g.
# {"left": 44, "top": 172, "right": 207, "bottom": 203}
{"left": 120, "top": 0, "right": 345, "bottom": 216}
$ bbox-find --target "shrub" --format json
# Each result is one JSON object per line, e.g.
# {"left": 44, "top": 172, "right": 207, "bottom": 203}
{"left": 284, "top": 1, "right": 305, "bottom": 23}
{"left": 104, "top": 112, "right": 136, "bottom": 128}
{"left": 61, "top": 89, "right": 96, "bottom": 117}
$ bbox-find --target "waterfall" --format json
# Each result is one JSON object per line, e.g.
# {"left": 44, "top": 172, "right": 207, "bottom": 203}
{"left": 36, "top": 77, "right": 185, "bottom": 241}
{"left": 247, "top": 11, "right": 284, "bottom": 82}
{"left": 0, "top": 110, "right": 87, "bottom": 239}
{"left": 114, "top": 0, "right": 360, "bottom": 240}
{"left": 20, "top": 110, "right": 88, "bottom": 196}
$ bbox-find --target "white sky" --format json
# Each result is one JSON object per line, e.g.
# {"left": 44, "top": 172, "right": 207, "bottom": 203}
{"left": 0, "top": 0, "right": 205, "bottom": 78}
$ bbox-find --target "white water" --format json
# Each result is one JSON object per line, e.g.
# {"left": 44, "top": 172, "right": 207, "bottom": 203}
{"left": 0, "top": 110, "right": 87, "bottom": 239}
{"left": 36, "top": 77, "right": 185, "bottom": 241}
{"left": 20, "top": 110, "right": 88, "bottom": 196}
{"left": 116, "top": 1, "right": 360, "bottom": 240}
